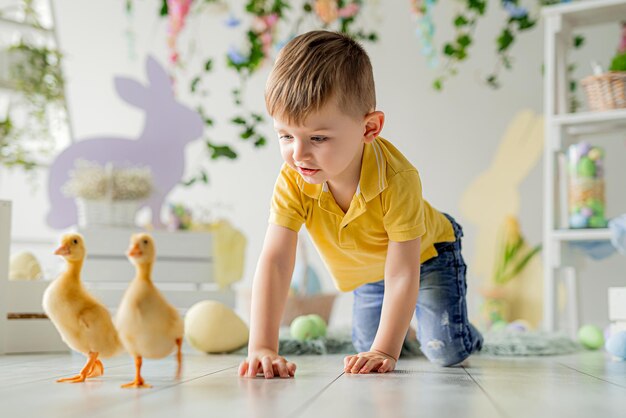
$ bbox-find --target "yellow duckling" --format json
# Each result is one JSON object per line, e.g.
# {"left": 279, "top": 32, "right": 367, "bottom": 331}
{"left": 42, "top": 233, "right": 122, "bottom": 383}
{"left": 115, "top": 233, "right": 183, "bottom": 388}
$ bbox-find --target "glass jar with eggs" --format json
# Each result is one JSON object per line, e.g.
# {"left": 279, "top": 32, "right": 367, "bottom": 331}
{"left": 567, "top": 142, "right": 607, "bottom": 229}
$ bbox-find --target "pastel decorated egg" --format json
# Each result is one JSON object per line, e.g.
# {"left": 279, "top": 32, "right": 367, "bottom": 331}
{"left": 307, "top": 314, "right": 328, "bottom": 337}
{"left": 184, "top": 300, "right": 249, "bottom": 353}
{"left": 290, "top": 315, "right": 322, "bottom": 341}
{"left": 506, "top": 319, "right": 531, "bottom": 332}
{"left": 606, "top": 331, "right": 626, "bottom": 360}
{"left": 569, "top": 213, "right": 588, "bottom": 229}
{"left": 9, "top": 252, "right": 43, "bottom": 280}
{"left": 577, "top": 157, "right": 596, "bottom": 178}
{"left": 588, "top": 147, "right": 603, "bottom": 161}
{"left": 290, "top": 314, "right": 328, "bottom": 341}
{"left": 588, "top": 216, "right": 607, "bottom": 228}
{"left": 578, "top": 324, "right": 604, "bottom": 350}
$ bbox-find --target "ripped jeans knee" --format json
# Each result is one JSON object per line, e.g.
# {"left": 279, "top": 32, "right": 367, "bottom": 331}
{"left": 418, "top": 321, "right": 483, "bottom": 367}
{"left": 420, "top": 336, "right": 471, "bottom": 367}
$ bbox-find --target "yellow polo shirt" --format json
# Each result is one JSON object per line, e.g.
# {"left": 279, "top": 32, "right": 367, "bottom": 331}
{"left": 269, "top": 136, "right": 455, "bottom": 292}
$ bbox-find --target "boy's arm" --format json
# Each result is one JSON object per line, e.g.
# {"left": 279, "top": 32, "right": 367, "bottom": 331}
{"left": 239, "top": 224, "right": 298, "bottom": 379}
{"left": 344, "top": 237, "right": 421, "bottom": 374}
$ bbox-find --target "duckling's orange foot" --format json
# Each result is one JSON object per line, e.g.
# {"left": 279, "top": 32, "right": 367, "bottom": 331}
{"left": 121, "top": 379, "right": 152, "bottom": 389}
{"left": 87, "top": 360, "right": 104, "bottom": 378}
{"left": 57, "top": 374, "right": 87, "bottom": 383}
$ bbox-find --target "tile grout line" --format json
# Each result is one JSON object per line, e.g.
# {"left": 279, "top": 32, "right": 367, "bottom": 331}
{"left": 557, "top": 362, "right": 626, "bottom": 389}
{"left": 461, "top": 366, "right": 512, "bottom": 418}
{"left": 287, "top": 372, "right": 345, "bottom": 418}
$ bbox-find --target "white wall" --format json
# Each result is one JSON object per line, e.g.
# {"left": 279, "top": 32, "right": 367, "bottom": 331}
{"left": 0, "top": 0, "right": 623, "bottom": 328}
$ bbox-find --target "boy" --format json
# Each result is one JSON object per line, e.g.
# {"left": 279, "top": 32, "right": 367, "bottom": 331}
{"left": 238, "top": 30, "right": 483, "bottom": 379}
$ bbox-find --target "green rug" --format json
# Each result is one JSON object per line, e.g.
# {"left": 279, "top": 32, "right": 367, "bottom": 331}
{"left": 235, "top": 329, "right": 581, "bottom": 357}
{"left": 479, "top": 329, "right": 581, "bottom": 356}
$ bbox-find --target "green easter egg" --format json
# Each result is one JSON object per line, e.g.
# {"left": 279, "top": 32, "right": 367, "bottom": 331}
{"left": 307, "top": 314, "right": 327, "bottom": 338}
{"left": 587, "top": 199, "right": 604, "bottom": 213}
{"left": 290, "top": 316, "right": 318, "bottom": 341}
{"left": 588, "top": 216, "right": 607, "bottom": 228}
{"left": 578, "top": 324, "right": 604, "bottom": 350}
{"left": 577, "top": 157, "right": 596, "bottom": 178}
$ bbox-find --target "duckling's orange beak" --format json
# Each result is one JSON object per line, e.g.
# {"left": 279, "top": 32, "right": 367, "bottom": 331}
{"left": 54, "top": 245, "right": 70, "bottom": 256}
{"left": 127, "top": 244, "right": 142, "bottom": 258}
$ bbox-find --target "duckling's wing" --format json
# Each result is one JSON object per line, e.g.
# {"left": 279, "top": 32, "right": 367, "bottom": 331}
{"left": 77, "top": 304, "right": 120, "bottom": 350}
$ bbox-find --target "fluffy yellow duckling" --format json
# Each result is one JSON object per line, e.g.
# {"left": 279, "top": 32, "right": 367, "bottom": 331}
{"left": 42, "top": 233, "right": 122, "bottom": 383}
{"left": 115, "top": 233, "right": 183, "bottom": 388}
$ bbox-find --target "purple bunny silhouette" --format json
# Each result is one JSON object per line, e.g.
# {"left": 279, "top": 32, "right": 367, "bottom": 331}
{"left": 46, "top": 56, "right": 204, "bottom": 229}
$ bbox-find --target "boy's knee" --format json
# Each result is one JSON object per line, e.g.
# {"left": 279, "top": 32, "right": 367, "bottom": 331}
{"left": 420, "top": 338, "right": 472, "bottom": 367}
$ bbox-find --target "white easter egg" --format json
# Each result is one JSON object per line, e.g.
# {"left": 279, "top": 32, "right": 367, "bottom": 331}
{"left": 184, "top": 300, "right": 249, "bottom": 353}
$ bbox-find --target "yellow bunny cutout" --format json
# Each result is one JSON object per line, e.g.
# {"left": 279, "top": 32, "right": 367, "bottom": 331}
{"left": 460, "top": 110, "right": 544, "bottom": 327}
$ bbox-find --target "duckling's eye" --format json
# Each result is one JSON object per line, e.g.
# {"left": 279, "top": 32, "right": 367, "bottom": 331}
{"left": 143, "top": 239, "right": 148, "bottom": 245}
{"left": 72, "top": 239, "right": 78, "bottom": 245}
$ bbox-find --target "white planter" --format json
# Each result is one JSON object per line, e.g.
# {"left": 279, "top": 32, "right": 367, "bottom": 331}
{"left": 76, "top": 198, "right": 141, "bottom": 228}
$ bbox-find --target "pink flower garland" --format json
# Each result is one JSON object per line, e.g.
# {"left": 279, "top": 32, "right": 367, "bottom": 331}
{"left": 167, "top": 0, "right": 193, "bottom": 64}
{"left": 253, "top": 13, "right": 280, "bottom": 60}
{"left": 338, "top": 3, "right": 360, "bottom": 18}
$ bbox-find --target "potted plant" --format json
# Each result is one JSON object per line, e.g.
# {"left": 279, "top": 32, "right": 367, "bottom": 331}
{"left": 0, "top": 0, "right": 67, "bottom": 172}
{"left": 62, "top": 160, "right": 153, "bottom": 228}
{"left": 480, "top": 216, "right": 542, "bottom": 329}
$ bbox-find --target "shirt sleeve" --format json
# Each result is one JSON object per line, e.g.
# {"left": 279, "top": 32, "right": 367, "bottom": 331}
{"left": 269, "top": 164, "right": 307, "bottom": 232}
{"left": 382, "top": 169, "right": 426, "bottom": 242}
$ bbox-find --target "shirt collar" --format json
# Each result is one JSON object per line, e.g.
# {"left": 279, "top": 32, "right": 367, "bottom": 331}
{"left": 359, "top": 137, "right": 388, "bottom": 201}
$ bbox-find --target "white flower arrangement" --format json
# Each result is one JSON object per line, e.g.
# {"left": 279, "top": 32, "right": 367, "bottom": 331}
{"left": 63, "top": 159, "right": 153, "bottom": 201}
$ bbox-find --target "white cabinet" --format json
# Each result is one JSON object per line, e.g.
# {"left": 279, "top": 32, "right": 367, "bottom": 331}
{"left": 542, "top": 0, "right": 626, "bottom": 333}
{"left": 79, "top": 227, "right": 234, "bottom": 311}
{"left": 0, "top": 201, "right": 68, "bottom": 353}
{"left": 0, "top": 200, "right": 11, "bottom": 354}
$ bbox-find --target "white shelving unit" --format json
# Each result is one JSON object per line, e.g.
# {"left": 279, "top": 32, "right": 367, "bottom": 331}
{"left": 542, "top": 0, "right": 626, "bottom": 333}
{"left": 0, "top": 0, "right": 75, "bottom": 142}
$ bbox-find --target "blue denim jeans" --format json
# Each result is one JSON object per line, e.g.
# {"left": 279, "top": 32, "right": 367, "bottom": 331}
{"left": 352, "top": 214, "right": 483, "bottom": 366}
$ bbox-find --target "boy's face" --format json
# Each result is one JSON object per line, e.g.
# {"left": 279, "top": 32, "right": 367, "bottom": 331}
{"left": 274, "top": 98, "right": 378, "bottom": 186}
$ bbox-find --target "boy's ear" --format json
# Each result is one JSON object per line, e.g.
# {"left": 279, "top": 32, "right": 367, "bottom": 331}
{"left": 363, "top": 111, "right": 385, "bottom": 143}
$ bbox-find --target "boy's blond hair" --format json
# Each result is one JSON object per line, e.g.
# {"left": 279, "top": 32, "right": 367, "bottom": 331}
{"left": 265, "top": 30, "right": 375, "bottom": 125}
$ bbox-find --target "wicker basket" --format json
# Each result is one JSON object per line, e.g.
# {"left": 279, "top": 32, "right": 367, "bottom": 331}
{"left": 581, "top": 72, "right": 626, "bottom": 111}
{"left": 237, "top": 288, "right": 336, "bottom": 327}
{"left": 75, "top": 198, "right": 140, "bottom": 228}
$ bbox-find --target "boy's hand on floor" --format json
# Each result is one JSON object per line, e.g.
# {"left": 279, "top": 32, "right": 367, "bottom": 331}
{"left": 238, "top": 348, "right": 296, "bottom": 379}
{"left": 343, "top": 350, "right": 397, "bottom": 374}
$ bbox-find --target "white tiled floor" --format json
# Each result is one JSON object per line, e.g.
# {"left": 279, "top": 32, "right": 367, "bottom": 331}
{"left": 0, "top": 351, "right": 624, "bottom": 418}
